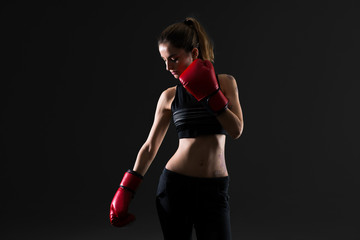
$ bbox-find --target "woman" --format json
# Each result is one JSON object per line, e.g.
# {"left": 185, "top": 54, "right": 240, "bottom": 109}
{"left": 110, "top": 17, "right": 244, "bottom": 240}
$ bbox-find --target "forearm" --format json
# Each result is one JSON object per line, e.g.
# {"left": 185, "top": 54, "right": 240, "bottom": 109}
{"left": 217, "top": 108, "right": 244, "bottom": 139}
{"left": 132, "top": 143, "right": 156, "bottom": 176}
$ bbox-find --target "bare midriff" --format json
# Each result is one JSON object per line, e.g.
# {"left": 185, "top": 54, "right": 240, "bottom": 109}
{"left": 165, "top": 134, "right": 228, "bottom": 178}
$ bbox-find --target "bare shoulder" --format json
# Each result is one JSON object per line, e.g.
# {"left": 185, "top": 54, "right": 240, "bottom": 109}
{"left": 158, "top": 86, "right": 176, "bottom": 111}
{"left": 162, "top": 86, "right": 176, "bottom": 98}
{"left": 218, "top": 74, "right": 238, "bottom": 94}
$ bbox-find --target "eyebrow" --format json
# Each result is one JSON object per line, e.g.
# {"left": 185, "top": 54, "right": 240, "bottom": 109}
{"left": 161, "top": 53, "right": 178, "bottom": 61}
{"left": 167, "top": 53, "right": 178, "bottom": 59}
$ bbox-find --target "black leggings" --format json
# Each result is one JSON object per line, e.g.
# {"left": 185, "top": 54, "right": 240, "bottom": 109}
{"left": 156, "top": 168, "right": 232, "bottom": 240}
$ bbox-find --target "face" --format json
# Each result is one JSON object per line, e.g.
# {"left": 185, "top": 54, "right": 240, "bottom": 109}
{"left": 159, "top": 42, "right": 198, "bottom": 79}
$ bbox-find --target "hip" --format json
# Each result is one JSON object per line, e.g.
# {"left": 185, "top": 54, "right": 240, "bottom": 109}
{"left": 157, "top": 168, "right": 230, "bottom": 200}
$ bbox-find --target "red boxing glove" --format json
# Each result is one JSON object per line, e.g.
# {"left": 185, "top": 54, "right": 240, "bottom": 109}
{"left": 109, "top": 169, "right": 143, "bottom": 227}
{"left": 179, "top": 59, "right": 229, "bottom": 115}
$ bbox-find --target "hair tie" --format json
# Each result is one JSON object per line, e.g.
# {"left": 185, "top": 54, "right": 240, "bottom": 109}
{"left": 184, "top": 18, "right": 199, "bottom": 49}
{"left": 184, "top": 19, "right": 193, "bottom": 27}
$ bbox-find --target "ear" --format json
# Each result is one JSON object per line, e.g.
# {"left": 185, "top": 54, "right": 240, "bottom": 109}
{"left": 191, "top": 48, "right": 199, "bottom": 59}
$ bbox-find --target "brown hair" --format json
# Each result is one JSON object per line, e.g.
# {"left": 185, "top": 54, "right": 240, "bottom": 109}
{"left": 158, "top": 17, "right": 214, "bottom": 62}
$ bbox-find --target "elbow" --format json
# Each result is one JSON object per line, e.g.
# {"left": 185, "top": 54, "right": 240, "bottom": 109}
{"left": 141, "top": 142, "right": 157, "bottom": 160}
{"left": 138, "top": 143, "right": 154, "bottom": 160}
{"left": 229, "top": 130, "right": 241, "bottom": 140}
{"left": 228, "top": 123, "right": 244, "bottom": 140}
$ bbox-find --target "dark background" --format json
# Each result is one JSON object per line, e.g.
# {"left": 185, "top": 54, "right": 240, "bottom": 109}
{"left": 2, "top": 0, "right": 360, "bottom": 239}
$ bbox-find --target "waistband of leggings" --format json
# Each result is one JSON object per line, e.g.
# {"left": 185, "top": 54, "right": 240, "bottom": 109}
{"left": 162, "top": 168, "right": 229, "bottom": 183}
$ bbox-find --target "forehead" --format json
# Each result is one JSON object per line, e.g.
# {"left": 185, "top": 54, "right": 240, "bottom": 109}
{"left": 159, "top": 42, "right": 183, "bottom": 58}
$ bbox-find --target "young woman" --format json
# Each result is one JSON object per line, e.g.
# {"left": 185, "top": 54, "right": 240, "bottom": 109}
{"left": 110, "top": 17, "right": 244, "bottom": 240}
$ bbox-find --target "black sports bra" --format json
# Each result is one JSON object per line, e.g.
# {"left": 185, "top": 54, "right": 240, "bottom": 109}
{"left": 171, "top": 82, "right": 227, "bottom": 139}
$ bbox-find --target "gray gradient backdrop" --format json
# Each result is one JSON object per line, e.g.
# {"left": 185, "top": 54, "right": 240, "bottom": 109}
{"left": 2, "top": 0, "right": 360, "bottom": 239}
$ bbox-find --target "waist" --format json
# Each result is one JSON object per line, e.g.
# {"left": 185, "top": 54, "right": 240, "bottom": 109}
{"left": 166, "top": 134, "right": 228, "bottom": 178}
{"left": 162, "top": 168, "right": 229, "bottom": 184}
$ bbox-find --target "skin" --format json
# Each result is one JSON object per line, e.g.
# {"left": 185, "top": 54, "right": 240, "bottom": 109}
{"left": 132, "top": 42, "right": 244, "bottom": 178}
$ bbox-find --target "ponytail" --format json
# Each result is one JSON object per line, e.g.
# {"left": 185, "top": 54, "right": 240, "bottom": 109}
{"left": 158, "top": 17, "right": 215, "bottom": 62}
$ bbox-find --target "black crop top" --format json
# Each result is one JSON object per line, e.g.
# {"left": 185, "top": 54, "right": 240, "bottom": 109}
{"left": 171, "top": 83, "right": 227, "bottom": 138}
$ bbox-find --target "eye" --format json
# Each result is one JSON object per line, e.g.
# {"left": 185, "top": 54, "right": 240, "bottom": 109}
{"left": 170, "top": 57, "right": 178, "bottom": 62}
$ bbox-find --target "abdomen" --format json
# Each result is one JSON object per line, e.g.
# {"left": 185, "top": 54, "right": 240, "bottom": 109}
{"left": 165, "top": 134, "right": 228, "bottom": 178}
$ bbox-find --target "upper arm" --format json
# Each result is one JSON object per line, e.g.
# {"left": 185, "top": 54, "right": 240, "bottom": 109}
{"left": 144, "top": 87, "right": 175, "bottom": 152}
